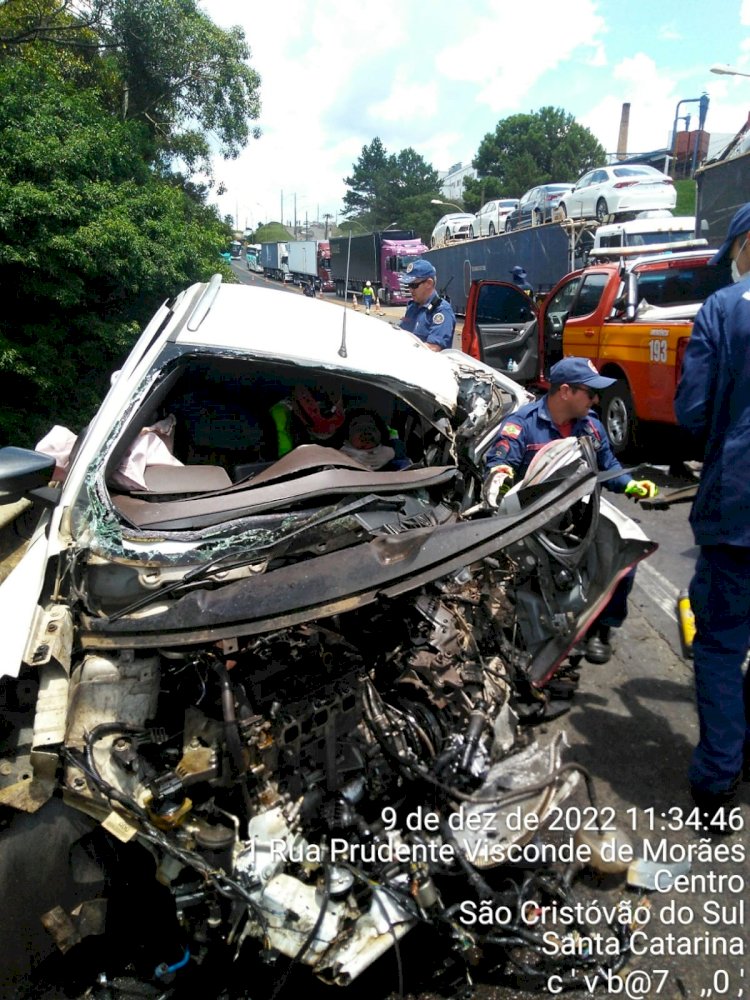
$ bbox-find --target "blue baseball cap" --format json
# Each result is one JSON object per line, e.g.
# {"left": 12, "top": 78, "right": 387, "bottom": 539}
{"left": 511, "top": 265, "right": 527, "bottom": 278}
{"left": 710, "top": 202, "right": 750, "bottom": 265}
{"left": 403, "top": 259, "right": 437, "bottom": 284}
{"left": 549, "top": 357, "right": 616, "bottom": 389}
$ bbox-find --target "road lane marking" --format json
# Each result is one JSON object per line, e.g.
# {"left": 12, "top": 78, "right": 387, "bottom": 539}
{"left": 635, "top": 559, "right": 679, "bottom": 623}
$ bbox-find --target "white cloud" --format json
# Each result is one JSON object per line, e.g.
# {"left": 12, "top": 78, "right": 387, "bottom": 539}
{"left": 194, "top": 2, "right": 750, "bottom": 224}
{"left": 658, "top": 23, "right": 683, "bottom": 41}
{"left": 369, "top": 74, "right": 439, "bottom": 124}
{"left": 199, "top": 0, "right": 410, "bottom": 223}
{"left": 580, "top": 54, "right": 680, "bottom": 154}
{"left": 435, "top": 0, "right": 607, "bottom": 112}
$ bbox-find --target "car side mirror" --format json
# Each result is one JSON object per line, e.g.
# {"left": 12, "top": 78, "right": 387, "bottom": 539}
{"left": 0, "top": 447, "right": 59, "bottom": 506}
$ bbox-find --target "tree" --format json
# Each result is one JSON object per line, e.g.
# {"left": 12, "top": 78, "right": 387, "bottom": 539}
{"left": 0, "top": 0, "right": 263, "bottom": 445}
{"left": 463, "top": 107, "right": 606, "bottom": 212}
{"left": 342, "top": 138, "right": 440, "bottom": 242}
{"left": 106, "top": 0, "right": 261, "bottom": 176}
{"left": 0, "top": 58, "right": 232, "bottom": 445}
{"left": 342, "top": 138, "right": 390, "bottom": 218}
{"left": 0, "top": 0, "right": 262, "bottom": 180}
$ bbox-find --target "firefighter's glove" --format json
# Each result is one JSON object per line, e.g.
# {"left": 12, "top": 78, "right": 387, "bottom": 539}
{"left": 483, "top": 465, "right": 514, "bottom": 508}
{"left": 624, "top": 479, "right": 658, "bottom": 500}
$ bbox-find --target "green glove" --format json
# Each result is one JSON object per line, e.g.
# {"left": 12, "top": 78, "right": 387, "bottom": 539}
{"left": 625, "top": 479, "right": 658, "bottom": 500}
{"left": 483, "top": 464, "right": 514, "bottom": 507}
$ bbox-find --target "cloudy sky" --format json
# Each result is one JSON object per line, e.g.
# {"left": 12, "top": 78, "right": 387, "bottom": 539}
{"left": 199, "top": 0, "right": 750, "bottom": 229}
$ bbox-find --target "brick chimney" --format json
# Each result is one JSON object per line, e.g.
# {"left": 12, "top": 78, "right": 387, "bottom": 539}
{"left": 617, "top": 103, "right": 631, "bottom": 160}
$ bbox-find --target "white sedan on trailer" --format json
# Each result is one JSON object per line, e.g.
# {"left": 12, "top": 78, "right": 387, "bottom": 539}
{"left": 430, "top": 212, "right": 476, "bottom": 247}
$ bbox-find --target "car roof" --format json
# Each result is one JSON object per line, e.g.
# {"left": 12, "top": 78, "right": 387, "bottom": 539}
{"left": 170, "top": 281, "right": 460, "bottom": 410}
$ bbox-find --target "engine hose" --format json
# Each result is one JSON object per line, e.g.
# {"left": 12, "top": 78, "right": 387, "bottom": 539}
{"left": 81, "top": 724, "right": 150, "bottom": 821}
{"left": 459, "top": 703, "right": 487, "bottom": 772}
{"left": 154, "top": 947, "right": 190, "bottom": 980}
{"left": 439, "top": 819, "right": 506, "bottom": 903}
{"left": 365, "top": 709, "right": 600, "bottom": 817}
{"left": 209, "top": 659, "right": 245, "bottom": 778}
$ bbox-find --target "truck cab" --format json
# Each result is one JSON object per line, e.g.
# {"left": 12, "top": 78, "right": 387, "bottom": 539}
{"left": 462, "top": 248, "right": 731, "bottom": 453}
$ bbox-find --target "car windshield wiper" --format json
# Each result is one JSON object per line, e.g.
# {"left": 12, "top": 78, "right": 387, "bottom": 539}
{"left": 107, "top": 494, "right": 403, "bottom": 621}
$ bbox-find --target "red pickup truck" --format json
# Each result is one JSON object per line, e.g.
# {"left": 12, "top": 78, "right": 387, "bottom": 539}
{"left": 461, "top": 248, "right": 730, "bottom": 453}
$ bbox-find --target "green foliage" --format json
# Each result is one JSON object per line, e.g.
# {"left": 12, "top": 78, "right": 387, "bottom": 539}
{"left": 106, "top": 0, "right": 262, "bottom": 175}
{"left": 342, "top": 138, "right": 390, "bottom": 217}
{"left": 0, "top": 59, "right": 233, "bottom": 446}
{"left": 675, "top": 179, "right": 696, "bottom": 216}
{"left": 0, "top": 0, "right": 262, "bottom": 180}
{"left": 253, "top": 222, "right": 292, "bottom": 242}
{"left": 464, "top": 107, "right": 607, "bottom": 212}
{"left": 342, "top": 138, "right": 441, "bottom": 241}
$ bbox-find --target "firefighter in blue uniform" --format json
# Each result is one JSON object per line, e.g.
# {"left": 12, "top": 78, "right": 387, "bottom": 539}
{"left": 399, "top": 260, "right": 456, "bottom": 351}
{"left": 484, "top": 357, "right": 658, "bottom": 664}
{"left": 675, "top": 202, "right": 750, "bottom": 829}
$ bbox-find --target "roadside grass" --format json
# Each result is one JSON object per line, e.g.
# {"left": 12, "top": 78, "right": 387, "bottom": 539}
{"left": 675, "top": 179, "right": 696, "bottom": 216}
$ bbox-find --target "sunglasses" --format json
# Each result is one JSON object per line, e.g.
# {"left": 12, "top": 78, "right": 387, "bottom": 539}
{"left": 572, "top": 384, "right": 599, "bottom": 400}
{"left": 408, "top": 280, "right": 426, "bottom": 291}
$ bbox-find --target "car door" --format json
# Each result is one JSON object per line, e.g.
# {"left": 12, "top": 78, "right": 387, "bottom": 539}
{"left": 519, "top": 189, "right": 538, "bottom": 228}
{"left": 587, "top": 170, "right": 610, "bottom": 214}
{"left": 568, "top": 172, "right": 594, "bottom": 218}
{"left": 463, "top": 281, "right": 539, "bottom": 383}
{"left": 545, "top": 270, "right": 611, "bottom": 368}
{"left": 477, "top": 202, "right": 489, "bottom": 236}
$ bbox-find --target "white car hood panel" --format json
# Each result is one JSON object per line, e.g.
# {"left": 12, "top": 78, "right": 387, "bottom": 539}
{"left": 172, "top": 283, "right": 459, "bottom": 412}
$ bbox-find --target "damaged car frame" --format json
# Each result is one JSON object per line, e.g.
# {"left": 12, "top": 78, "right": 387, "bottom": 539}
{"left": 0, "top": 276, "right": 653, "bottom": 998}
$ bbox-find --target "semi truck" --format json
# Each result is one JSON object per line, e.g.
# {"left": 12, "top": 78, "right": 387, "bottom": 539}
{"left": 260, "top": 242, "right": 290, "bottom": 282}
{"left": 424, "top": 221, "right": 597, "bottom": 316}
{"left": 329, "top": 230, "right": 428, "bottom": 306}
{"left": 245, "top": 244, "right": 263, "bottom": 273}
{"left": 287, "top": 240, "right": 335, "bottom": 291}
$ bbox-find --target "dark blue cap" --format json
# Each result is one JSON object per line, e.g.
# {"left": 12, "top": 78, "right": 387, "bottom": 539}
{"left": 403, "top": 259, "right": 437, "bottom": 284}
{"left": 710, "top": 202, "right": 750, "bottom": 265}
{"left": 549, "top": 357, "right": 616, "bottom": 389}
{"left": 511, "top": 265, "right": 527, "bottom": 277}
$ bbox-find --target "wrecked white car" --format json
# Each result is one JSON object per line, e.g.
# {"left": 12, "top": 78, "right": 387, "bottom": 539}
{"left": 0, "top": 277, "right": 653, "bottom": 998}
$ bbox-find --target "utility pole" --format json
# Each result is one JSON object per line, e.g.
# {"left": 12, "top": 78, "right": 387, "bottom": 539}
{"left": 294, "top": 193, "right": 297, "bottom": 238}
{"left": 323, "top": 213, "right": 332, "bottom": 239}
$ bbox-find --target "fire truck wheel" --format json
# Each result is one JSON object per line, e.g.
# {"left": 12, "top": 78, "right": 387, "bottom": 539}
{"left": 600, "top": 380, "right": 634, "bottom": 454}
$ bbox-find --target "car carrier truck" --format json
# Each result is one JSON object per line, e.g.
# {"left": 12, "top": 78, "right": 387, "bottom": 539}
{"left": 424, "top": 221, "right": 597, "bottom": 316}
